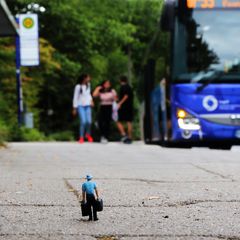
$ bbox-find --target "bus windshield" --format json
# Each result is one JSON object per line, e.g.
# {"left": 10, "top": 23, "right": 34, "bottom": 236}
{"left": 173, "top": 10, "right": 240, "bottom": 82}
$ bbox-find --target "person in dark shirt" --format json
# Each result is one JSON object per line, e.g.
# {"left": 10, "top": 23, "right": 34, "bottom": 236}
{"left": 117, "top": 76, "right": 134, "bottom": 144}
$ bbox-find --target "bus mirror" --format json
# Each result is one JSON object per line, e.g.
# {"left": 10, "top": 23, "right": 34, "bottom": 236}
{"left": 160, "top": 0, "right": 175, "bottom": 32}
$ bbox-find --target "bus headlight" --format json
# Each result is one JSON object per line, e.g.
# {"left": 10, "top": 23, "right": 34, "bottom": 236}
{"left": 177, "top": 109, "right": 200, "bottom": 130}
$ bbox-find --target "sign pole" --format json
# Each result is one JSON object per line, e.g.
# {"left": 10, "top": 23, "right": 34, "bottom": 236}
{"left": 16, "top": 14, "right": 39, "bottom": 126}
{"left": 16, "top": 18, "right": 23, "bottom": 126}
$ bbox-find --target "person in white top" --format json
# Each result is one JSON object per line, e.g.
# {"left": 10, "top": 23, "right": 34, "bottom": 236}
{"left": 73, "top": 74, "right": 94, "bottom": 143}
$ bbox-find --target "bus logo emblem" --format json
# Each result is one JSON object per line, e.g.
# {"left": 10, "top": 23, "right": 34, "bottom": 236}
{"left": 203, "top": 95, "right": 218, "bottom": 112}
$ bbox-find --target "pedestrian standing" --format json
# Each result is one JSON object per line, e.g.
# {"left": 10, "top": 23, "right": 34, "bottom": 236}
{"left": 160, "top": 78, "right": 168, "bottom": 141}
{"left": 150, "top": 78, "right": 168, "bottom": 142}
{"left": 93, "top": 80, "right": 117, "bottom": 143}
{"left": 117, "top": 76, "right": 134, "bottom": 144}
{"left": 73, "top": 74, "right": 94, "bottom": 144}
{"left": 82, "top": 174, "right": 99, "bottom": 221}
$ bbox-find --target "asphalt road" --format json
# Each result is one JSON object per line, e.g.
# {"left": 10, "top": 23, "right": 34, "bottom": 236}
{"left": 1, "top": 142, "right": 240, "bottom": 240}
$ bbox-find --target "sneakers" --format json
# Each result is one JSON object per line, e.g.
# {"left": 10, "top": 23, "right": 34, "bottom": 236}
{"left": 78, "top": 135, "right": 94, "bottom": 144}
{"left": 121, "top": 135, "right": 128, "bottom": 142}
{"left": 100, "top": 137, "right": 108, "bottom": 144}
{"left": 86, "top": 134, "right": 93, "bottom": 142}
{"left": 121, "top": 135, "right": 132, "bottom": 144}
{"left": 123, "top": 138, "right": 132, "bottom": 144}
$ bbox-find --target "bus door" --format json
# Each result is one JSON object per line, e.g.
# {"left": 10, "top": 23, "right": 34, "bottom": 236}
{"left": 144, "top": 59, "right": 169, "bottom": 143}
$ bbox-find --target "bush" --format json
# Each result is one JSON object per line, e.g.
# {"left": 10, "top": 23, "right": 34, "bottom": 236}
{"left": 0, "top": 121, "right": 9, "bottom": 145}
{"left": 11, "top": 127, "right": 46, "bottom": 142}
{"left": 21, "top": 128, "right": 46, "bottom": 141}
{"left": 47, "top": 131, "right": 74, "bottom": 141}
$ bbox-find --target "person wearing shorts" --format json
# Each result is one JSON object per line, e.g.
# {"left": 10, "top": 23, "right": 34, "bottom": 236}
{"left": 117, "top": 76, "right": 134, "bottom": 144}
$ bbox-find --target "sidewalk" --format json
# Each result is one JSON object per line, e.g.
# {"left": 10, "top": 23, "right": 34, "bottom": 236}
{"left": 1, "top": 142, "right": 240, "bottom": 239}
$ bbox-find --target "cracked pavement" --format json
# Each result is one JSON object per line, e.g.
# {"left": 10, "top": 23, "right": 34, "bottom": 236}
{"left": 1, "top": 142, "right": 240, "bottom": 239}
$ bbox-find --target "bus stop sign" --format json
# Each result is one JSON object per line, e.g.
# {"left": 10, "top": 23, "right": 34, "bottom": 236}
{"left": 19, "top": 14, "right": 39, "bottom": 66}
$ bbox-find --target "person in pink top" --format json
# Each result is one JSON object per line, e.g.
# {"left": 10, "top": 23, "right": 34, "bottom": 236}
{"left": 72, "top": 74, "right": 94, "bottom": 144}
{"left": 93, "top": 80, "right": 117, "bottom": 143}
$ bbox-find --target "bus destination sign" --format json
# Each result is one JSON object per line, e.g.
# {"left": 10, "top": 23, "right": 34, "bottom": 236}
{"left": 187, "top": 0, "right": 240, "bottom": 8}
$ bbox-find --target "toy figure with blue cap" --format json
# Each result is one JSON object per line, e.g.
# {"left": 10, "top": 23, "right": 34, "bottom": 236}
{"left": 82, "top": 174, "right": 100, "bottom": 221}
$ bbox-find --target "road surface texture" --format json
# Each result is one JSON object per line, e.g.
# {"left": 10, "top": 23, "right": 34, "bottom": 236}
{"left": 1, "top": 142, "right": 240, "bottom": 240}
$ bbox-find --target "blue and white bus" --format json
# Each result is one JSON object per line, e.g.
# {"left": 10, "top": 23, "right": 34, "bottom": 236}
{"left": 159, "top": 0, "right": 240, "bottom": 147}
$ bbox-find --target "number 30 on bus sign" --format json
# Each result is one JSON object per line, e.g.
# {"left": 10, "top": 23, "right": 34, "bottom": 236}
{"left": 187, "top": 0, "right": 240, "bottom": 8}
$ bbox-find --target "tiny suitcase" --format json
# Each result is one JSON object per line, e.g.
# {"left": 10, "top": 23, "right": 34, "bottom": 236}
{"left": 96, "top": 199, "right": 103, "bottom": 212}
{"left": 81, "top": 202, "right": 90, "bottom": 216}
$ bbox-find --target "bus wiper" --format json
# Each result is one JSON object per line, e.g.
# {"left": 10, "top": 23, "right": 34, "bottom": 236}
{"left": 195, "top": 70, "right": 224, "bottom": 93}
{"left": 192, "top": 70, "right": 216, "bottom": 83}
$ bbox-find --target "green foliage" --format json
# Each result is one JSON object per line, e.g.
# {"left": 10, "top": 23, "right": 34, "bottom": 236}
{"left": 47, "top": 131, "right": 74, "bottom": 141}
{"left": 11, "top": 127, "right": 46, "bottom": 142}
{"left": 0, "top": 0, "right": 169, "bottom": 141}
{"left": 0, "top": 39, "right": 18, "bottom": 126}
{"left": 0, "top": 121, "right": 10, "bottom": 144}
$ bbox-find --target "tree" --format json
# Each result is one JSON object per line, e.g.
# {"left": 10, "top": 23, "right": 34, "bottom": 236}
{"left": 1, "top": 0, "right": 168, "bottom": 140}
